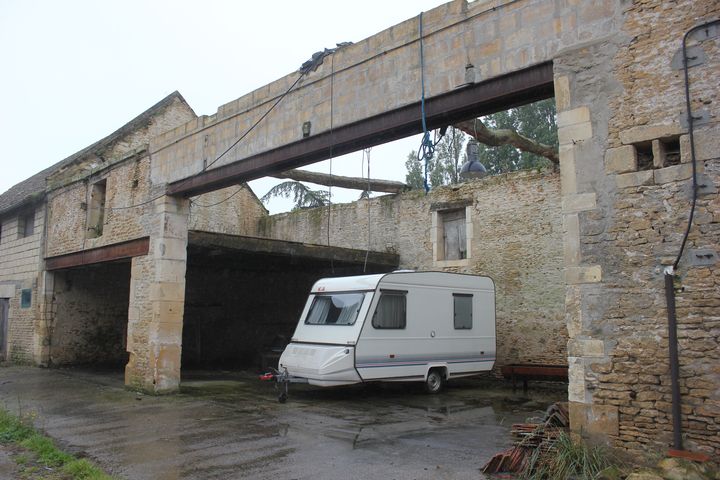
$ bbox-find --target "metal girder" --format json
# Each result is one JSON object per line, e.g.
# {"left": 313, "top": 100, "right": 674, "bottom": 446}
{"left": 45, "top": 237, "right": 150, "bottom": 270}
{"left": 169, "top": 62, "right": 554, "bottom": 197}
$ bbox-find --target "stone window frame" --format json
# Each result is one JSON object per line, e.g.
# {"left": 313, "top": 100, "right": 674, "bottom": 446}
{"left": 17, "top": 210, "right": 35, "bottom": 239}
{"left": 431, "top": 200, "right": 473, "bottom": 268}
{"left": 86, "top": 179, "right": 107, "bottom": 239}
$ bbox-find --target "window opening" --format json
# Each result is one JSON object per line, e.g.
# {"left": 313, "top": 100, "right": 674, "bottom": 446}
{"left": 20, "top": 289, "right": 32, "bottom": 308}
{"left": 441, "top": 209, "right": 467, "bottom": 260}
{"left": 453, "top": 293, "right": 473, "bottom": 329}
{"left": 372, "top": 290, "right": 407, "bottom": 329}
{"left": 305, "top": 293, "right": 365, "bottom": 325}
{"left": 86, "top": 180, "right": 107, "bottom": 238}
{"left": 18, "top": 211, "right": 34, "bottom": 238}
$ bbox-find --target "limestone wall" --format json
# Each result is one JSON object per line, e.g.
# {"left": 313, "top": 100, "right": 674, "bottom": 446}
{"left": 0, "top": 205, "right": 45, "bottom": 362}
{"left": 259, "top": 170, "right": 566, "bottom": 368}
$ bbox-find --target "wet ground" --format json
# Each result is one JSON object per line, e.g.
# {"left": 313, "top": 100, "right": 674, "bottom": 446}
{"left": 0, "top": 366, "right": 566, "bottom": 479}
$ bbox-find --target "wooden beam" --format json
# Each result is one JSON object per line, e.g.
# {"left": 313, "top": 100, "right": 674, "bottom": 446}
{"left": 45, "top": 237, "right": 150, "bottom": 270}
{"left": 168, "top": 62, "right": 554, "bottom": 197}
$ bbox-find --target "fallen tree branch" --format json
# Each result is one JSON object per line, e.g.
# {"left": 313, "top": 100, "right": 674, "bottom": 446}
{"left": 454, "top": 119, "right": 559, "bottom": 165}
{"left": 272, "top": 169, "right": 409, "bottom": 194}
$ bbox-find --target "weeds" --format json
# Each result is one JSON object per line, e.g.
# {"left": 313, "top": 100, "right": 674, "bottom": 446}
{"left": 0, "top": 406, "right": 114, "bottom": 479}
{"left": 521, "top": 432, "right": 614, "bottom": 480}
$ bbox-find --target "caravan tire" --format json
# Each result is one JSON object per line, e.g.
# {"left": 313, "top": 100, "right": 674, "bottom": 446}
{"left": 425, "top": 370, "right": 445, "bottom": 394}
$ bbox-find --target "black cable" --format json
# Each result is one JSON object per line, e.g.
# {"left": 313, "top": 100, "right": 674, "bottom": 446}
{"left": 672, "top": 19, "right": 719, "bottom": 271}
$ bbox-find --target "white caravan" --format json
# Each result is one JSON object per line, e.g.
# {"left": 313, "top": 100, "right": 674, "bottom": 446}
{"left": 271, "top": 271, "right": 495, "bottom": 400}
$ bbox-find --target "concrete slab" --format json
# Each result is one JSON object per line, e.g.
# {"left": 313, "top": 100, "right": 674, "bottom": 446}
{"left": 0, "top": 366, "right": 566, "bottom": 479}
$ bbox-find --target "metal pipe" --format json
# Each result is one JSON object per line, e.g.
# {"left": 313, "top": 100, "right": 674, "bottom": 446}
{"left": 664, "top": 268, "right": 682, "bottom": 450}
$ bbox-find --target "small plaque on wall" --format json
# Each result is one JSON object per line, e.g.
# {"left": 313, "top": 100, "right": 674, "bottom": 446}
{"left": 20, "top": 289, "right": 31, "bottom": 308}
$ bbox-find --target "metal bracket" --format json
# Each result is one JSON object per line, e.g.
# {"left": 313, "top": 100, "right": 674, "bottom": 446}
{"left": 690, "top": 22, "right": 719, "bottom": 42}
{"left": 687, "top": 249, "right": 718, "bottom": 267}
{"left": 671, "top": 45, "right": 706, "bottom": 70}
{"left": 696, "top": 174, "right": 717, "bottom": 197}
{"left": 680, "top": 109, "right": 710, "bottom": 129}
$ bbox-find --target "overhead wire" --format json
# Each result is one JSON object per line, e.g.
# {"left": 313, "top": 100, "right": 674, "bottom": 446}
{"left": 363, "top": 147, "right": 372, "bottom": 273}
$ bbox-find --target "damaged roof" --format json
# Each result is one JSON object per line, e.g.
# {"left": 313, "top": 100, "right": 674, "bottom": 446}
{"left": 0, "top": 91, "right": 194, "bottom": 217}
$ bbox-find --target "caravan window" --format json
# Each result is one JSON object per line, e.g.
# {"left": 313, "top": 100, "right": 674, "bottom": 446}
{"left": 305, "top": 293, "right": 365, "bottom": 325}
{"left": 372, "top": 290, "right": 407, "bottom": 329}
{"left": 453, "top": 293, "right": 473, "bottom": 329}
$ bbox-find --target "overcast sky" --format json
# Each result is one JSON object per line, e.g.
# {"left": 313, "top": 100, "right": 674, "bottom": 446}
{"left": 0, "top": 0, "right": 445, "bottom": 213}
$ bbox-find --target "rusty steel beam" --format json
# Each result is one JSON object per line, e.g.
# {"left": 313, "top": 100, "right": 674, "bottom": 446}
{"left": 168, "top": 62, "right": 554, "bottom": 197}
{"left": 45, "top": 237, "right": 150, "bottom": 270}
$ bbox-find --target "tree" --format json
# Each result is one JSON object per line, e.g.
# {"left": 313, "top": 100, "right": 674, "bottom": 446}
{"left": 404, "top": 98, "right": 558, "bottom": 187}
{"left": 260, "top": 181, "right": 329, "bottom": 209}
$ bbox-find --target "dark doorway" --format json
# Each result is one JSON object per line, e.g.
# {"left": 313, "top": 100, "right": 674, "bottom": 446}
{"left": 0, "top": 298, "right": 8, "bottom": 361}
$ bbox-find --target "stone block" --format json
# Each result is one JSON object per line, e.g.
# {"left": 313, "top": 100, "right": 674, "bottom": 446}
{"left": 616, "top": 170, "right": 654, "bottom": 188}
{"left": 149, "top": 282, "right": 186, "bottom": 302}
{"left": 653, "top": 163, "right": 693, "bottom": 184}
{"left": 568, "top": 338, "right": 606, "bottom": 357}
{"left": 152, "top": 300, "right": 184, "bottom": 324}
{"left": 563, "top": 213, "right": 581, "bottom": 266}
{"left": 562, "top": 193, "right": 596, "bottom": 213}
{"left": 559, "top": 144, "right": 577, "bottom": 195}
{"left": 558, "top": 106, "right": 590, "bottom": 127}
{"left": 154, "top": 238, "right": 188, "bottom": 261}
{"left": 619, "top": 124, "right": 685, "bottom": 145}
{"left": 554, "top": 75, "right": 571, "bottom": 112}
{"left": 604, "top": 145, "right": 637, "bottom": 174}
{"left": 651, "top": 139, "right": 666, "bottom": 168}
{"left": 558, "top": 121, "right": 592, "bottom": 146}
{"left": 564, "top": 265, "right": 602, "bottom": 284}
{"left": 0, "top": 284, "right": 15, "bottom": 298}
{"left": 570, "top": 402, "right": 619, "bottom": 437}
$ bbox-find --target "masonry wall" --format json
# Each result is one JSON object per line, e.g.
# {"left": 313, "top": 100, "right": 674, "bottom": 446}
{"left": 554, "top": 0, "right": 720, "bottom": 458}
{"left": 259, "top": 170, "right": 566, "bottom": 368}
{"left": 50, "top": 263, "right": 131, "bottom": 366}
{"left": 0, "top": 205, "right": 45, "bottom": 362}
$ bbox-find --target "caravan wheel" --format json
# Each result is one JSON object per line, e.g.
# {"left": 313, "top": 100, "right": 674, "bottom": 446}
{"left": 425, "top": 369, "right": 445, "bottom": 394}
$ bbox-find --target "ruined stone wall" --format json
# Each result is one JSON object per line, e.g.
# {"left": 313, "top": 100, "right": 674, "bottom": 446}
{"left": 0, "top": 206, "right": 45, "bottom": 362}
{"left": 260, "top": 170, "right": 566, "bottom": 368}
{"left": 50, "top": 263, "right": 131, "bottom": 366}
{"left": 555, "top": 0, "right": 720, "bottom": 458}
{"left": 188, "top": 185, "right": 268, "bottom": 236}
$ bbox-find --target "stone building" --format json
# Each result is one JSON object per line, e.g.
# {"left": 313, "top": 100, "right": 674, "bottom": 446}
{"left": 0, "top": 0, "right": 718, "bottom": 461}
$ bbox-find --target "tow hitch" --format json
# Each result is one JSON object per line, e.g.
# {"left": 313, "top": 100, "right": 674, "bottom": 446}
{"left": 259, "top": 367, "right": 309, "bottom": 403}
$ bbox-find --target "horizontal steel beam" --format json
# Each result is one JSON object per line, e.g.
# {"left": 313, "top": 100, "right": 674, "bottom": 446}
{"left": 169, "top": 62, "right": 554, "bottom": 197}
{"left": 45, "top": 237, "right": 150, "bottom": 270}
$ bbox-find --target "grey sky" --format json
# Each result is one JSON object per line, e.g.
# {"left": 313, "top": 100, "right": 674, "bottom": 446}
{"left": 0, "top": 0, "right": 444, "bottom": 213}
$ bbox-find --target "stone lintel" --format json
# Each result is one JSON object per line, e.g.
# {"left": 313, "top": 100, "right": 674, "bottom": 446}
{"left": 653, "top": 163, "right": 697, "bottom": 184}
{"left": 619, "top": 123, "right": 684, "bottom": 145}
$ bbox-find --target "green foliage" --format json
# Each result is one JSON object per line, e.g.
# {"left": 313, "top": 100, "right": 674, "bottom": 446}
{"left": 21, "top": 434, "right": 72, "bottom": 466}
{"left": 404, "top": 98, "right": 557, "bottom": 187}
{"left": 261, "top": 180, "right": 329, "bottom": 209}
{"left": 0, "top": 408, "right": 34, "bottom": 443}
{"left": 521, "top": 433, "right": 613, "bottom": 480}
{"left": 478, "top": 98, "right": 557, "bottom": 175}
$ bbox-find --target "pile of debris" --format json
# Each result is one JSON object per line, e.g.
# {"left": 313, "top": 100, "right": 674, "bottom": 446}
{"left": 482, "top": 402, "right": 569, "bottom": 475}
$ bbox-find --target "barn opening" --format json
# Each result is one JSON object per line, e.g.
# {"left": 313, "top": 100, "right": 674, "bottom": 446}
{"left": 181, "top": 231, "right": 399, "bottom": 372}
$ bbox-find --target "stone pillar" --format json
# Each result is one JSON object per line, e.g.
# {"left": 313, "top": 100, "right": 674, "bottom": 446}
{"left": 125, "top": 196, "right": 189, "bottom": 393}
{"left": 555, "top": 59, "right": 620, "bottom": 443}
{"left": 35, "top": 270, "right": 55, "bottom": 366}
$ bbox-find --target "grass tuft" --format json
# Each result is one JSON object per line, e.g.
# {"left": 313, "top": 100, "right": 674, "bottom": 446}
{"left": 0, "top": 406, "right": 114, "bottom": 479}
{"left": 522, "top": 432, "right": 614, "bottom": 480}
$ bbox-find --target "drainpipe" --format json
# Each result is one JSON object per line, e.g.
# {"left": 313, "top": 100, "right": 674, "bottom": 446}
{"left": 664, "top": 18, "right": 720, "bottom": 452}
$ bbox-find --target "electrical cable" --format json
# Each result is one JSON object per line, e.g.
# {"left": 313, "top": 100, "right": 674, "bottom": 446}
{"left": 417, "top": 11, "right": 433, "bottom": 194}
{"left": 363, "top": 147, "right": 371, "bottom": 273}
{"left": 327, "top": 53, "right": 335, "bottom": 248}
{"left": 672, "top": 19, "right": 719, "bottom": 271}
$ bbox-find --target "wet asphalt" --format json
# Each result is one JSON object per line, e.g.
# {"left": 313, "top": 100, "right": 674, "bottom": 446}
{"left": 0, "top": 366, "right": 566, "bottom": 479}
